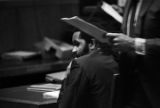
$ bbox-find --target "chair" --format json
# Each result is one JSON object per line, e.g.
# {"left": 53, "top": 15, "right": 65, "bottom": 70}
{"left": 109, "top": 73, "right": 120, "bottom": 108}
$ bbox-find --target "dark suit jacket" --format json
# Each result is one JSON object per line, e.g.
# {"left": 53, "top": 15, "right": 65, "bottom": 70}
{"left": 83, "top": 1, "right": 121, "bottom": 33}
{"left": 58, "top": 50, "right": 118, "bottom": 108}
{"left": 121, "top": 0, "right": 160, "bottom": 108}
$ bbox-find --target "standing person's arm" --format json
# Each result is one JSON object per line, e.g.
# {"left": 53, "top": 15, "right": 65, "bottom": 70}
{"left": 107, "top": 33, "right": 146, "bottom": 55}
{"left": 107, "top": 33, "right": 160, "bottom": 55}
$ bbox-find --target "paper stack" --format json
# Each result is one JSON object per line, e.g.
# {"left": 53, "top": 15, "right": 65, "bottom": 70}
{"left": 45, "top": 71, "right": 66, "bottom": 83}
{"left": 27, "top": 83, "right": 61, "bottom": 92}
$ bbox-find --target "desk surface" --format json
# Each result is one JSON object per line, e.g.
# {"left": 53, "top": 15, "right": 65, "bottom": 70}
{"left": 0, "top": 58, "right": 69, "bottom": 78}
{"left": 0, "top": 85, "right": 58, "bottom": 108}
{"left": 0, "top": 58, "right": 69, "bottom": 88}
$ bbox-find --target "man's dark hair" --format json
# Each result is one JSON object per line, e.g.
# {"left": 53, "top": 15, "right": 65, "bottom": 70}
{"left": 80, "top": 32, "right": 93, "bottom": 44}
{"left": 81, "top": 31, "right": 113, "bottom": 55}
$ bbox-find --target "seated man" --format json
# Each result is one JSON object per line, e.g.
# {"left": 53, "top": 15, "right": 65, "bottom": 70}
{"left": 58, "top": 33, "right": 119, "bottom": 108}
{"left": 65, "top": 31, "right": 92, "bottom": 76}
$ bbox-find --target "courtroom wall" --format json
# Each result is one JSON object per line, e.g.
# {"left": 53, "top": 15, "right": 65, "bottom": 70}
{"left": 0, "top": 0, "right": 79, "bottom": 53}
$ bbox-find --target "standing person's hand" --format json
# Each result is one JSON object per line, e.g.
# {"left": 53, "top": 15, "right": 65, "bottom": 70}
{"left": 107, "top": 33, "right": 135, "bottom": 52}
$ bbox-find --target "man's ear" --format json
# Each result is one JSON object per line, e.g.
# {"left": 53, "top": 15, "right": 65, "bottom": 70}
{"left": 89, "top": 39, "right": 96, "bottom": 50}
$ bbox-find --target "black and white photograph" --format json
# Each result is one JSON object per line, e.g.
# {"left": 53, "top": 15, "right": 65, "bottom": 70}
{"left": 0, "top": 0, "right": 159, "bottom": 108}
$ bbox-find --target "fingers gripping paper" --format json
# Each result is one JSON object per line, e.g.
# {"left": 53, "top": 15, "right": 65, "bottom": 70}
{"left": 61, "top": 16, "right": 109, "bottom": 43}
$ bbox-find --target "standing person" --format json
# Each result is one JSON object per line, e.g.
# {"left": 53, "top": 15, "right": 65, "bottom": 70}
{"left": 58, "top": 34, "right": 119, "bottom": 108}
{"left": 107, "top": 0, "right": 160, "bottom": 108}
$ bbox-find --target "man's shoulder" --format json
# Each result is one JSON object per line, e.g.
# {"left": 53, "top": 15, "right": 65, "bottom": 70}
{"left": 74, "top": 51, "right": 116, "bottom": 66}
{"left": 74, "top": 51, "right": 97, "bottom": 63}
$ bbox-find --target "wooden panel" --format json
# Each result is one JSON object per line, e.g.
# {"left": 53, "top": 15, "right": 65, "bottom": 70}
{"left": 0, "top": 0, "right": 79, "bottom": 53}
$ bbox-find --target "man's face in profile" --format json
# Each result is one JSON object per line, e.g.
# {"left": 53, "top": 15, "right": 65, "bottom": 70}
{"left": 72, "top": 31, "right": 87, "bottom": 57}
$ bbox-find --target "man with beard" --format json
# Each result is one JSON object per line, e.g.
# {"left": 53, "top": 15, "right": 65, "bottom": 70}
{"left": 58, "top": 32, "right": 119, "bottom": 108}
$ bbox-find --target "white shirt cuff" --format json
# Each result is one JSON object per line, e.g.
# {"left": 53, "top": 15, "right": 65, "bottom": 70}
{"left": 134, "top": 38, "right": 146, "bottom": 55}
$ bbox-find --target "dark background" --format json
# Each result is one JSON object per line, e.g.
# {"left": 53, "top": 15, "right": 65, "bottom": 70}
{"left": 0, "top": 0, "right": 102, "bottom": 54}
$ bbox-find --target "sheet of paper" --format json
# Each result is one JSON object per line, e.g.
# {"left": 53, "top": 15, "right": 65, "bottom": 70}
{"left": 29, "top": 83, "right": 61, "bottom": 90}
{"left": 101, "top": 1, "right": 123, "bottom": 23}
{"left": 27, "top": 83, "right": 61, "bottom": 92}
{"left": 46, "top": 71, "right": 66, "bottom": 82}
{"left": 43, "top": 90, "right": 60, "bottom": 99}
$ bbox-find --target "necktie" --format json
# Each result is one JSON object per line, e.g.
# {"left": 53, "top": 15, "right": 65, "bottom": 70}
{"left": 127, "top": 1, "right": 138, "bottom": 37}
{"left": 127, "top": 0, "right": 143, "bottom": 37}
{"left": 134, "top": 0, "right": 143, "bottom": 27}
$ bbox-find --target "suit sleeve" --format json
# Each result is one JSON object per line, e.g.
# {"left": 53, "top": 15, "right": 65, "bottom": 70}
{"left": 142, "top": 2, "right": 160, "bottom": 56}
{"left": 58, "top": 60, "right": 86, "bottom": 108}
{"left": 145, "top": 38, "right": 160, "bottom": 55}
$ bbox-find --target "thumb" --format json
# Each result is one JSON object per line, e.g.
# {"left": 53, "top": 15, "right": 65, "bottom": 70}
{"left": 107, "top": 33, "right": 121, "bottom": 37}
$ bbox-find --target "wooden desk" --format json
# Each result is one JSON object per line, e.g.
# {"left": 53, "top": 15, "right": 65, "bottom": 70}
{"left": 0, "top": 85, "right": 58, "bottom": 108}
{"left": 0, "top": 59, "right": 68, "bottom": 78}
{"left": 0, "top": 59, "right": 69, "bottom": 88}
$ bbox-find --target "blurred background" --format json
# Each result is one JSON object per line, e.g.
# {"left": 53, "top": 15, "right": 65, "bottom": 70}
{"left": 0, "top": 0, "right": 126, "bottom": 53}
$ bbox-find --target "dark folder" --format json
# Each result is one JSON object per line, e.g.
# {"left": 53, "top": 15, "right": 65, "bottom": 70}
{"left": 61, "top": 16, "right": 109, "bottom": 43}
